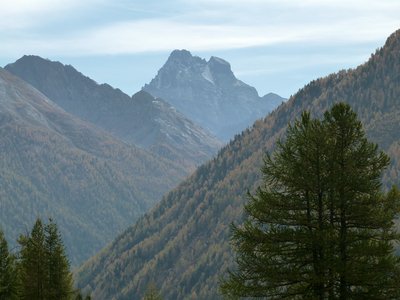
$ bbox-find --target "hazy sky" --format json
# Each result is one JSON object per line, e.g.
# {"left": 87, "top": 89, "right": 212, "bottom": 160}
{"left": 1, "top": 0, "right": 399, "bottom": 98}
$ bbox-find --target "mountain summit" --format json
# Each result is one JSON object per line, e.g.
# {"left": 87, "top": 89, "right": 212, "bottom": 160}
{"left": 5, "top": 56, "right": 222, "bottom": 170}
{"left": 143, "top": 50, "right": 285, "bottom": 141}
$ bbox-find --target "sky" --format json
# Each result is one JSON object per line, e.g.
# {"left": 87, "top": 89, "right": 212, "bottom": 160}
{"left": 1, "top": 0, "right": 399, "bottom": 98}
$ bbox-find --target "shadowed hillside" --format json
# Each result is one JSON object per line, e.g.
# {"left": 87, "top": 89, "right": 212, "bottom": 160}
{"left": 5, "top": 57, "right": 222, "bottom": 171}
{"left": 0, "top": 68, "right": 188, "bottom": 265}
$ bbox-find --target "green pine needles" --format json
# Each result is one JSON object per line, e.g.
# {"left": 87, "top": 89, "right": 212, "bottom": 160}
{"left": 18, "top": 218, "right": 73, "bottom": 300}
{"left": 1, "top": 218, "right": 89, "bottom": 300}
{"left": 0, "top": 230, "right": 20, "bottom": 300}
{"left": 221, "top": 103, "right": 400, "bottom": 299}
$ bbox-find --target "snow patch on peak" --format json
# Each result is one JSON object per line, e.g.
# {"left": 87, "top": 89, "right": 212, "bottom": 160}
{"left": 202, "top": 65, "right": 214, "bottom": 84}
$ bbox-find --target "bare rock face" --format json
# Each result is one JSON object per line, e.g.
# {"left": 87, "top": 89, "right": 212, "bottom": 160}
{"left": 143, "top": 50, "right": 285, "bottom": 141}
{"left": 5, "top": 56, "right": 222, "bottom": 170}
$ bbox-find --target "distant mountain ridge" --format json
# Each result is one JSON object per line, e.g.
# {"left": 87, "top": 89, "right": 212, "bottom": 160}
{"left": 76, "top": 30, "right": 400, "bottom": 299}
{"left": 5, "top": 56, "right": 222, "bottom": 170}
{"left": 143, "top": 49, "right": 285, "bottom": 141}
{"left": 0, "top": 67, "right": 187, "bottom": 265}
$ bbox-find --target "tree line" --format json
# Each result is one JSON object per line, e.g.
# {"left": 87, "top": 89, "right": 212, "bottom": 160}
{"left": 0, "top": 218, "right": 90, "bottom": 300}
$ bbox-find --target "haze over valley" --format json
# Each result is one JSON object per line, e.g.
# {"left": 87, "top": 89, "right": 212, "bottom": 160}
{"left": 1, "top": 1, "right": 400, "bottom": 299}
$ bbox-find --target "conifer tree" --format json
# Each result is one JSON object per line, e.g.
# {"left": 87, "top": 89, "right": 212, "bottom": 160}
{"left": 45, "top": 219, "right": 73, "bottom": 300}
{"left": 323, "top": 104, "right": 400, "bottom": 299}
{"left": 19, "top": 218, "right": 74, "bottom": 300}
{"left": 0, "top": 229, "right": 20, "bottom": 300}
{"left": 221, "top": 103, "right": 400, "bottom": 299}
{"left": 18, "top": 218, "right": 47, "bottom": 300}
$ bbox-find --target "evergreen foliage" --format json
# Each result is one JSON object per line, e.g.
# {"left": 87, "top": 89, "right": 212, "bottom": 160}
{"left": 143, "top": 282, "right": 163, "bottom": 300}
{"left": 18, "top": 218, "right": 74, "bottom": 300}
{"left": 0, "top": 229, "right": 20, "bottom": 300}
{"left": 1, "top": 219, "right": 89, "bottom": 299}
{"left": 221, "top": 103, "right": 400, "bottom": 299}
{"left": 45, "top": 219, "right": 73, "bottom": 299}
{"left": 18, "top": 219, "right": 47, "bottom": 300}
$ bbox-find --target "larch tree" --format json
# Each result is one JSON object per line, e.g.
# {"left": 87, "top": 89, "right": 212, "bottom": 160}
{"left": 323, "top": 104, "right": 400, "bottom": 299}
{"left": 221, "top": 103, "right": 400, "bottom": 299}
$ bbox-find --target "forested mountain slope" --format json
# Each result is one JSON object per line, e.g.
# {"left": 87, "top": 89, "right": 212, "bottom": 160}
{"left": 5, "top": 56, "right": 222, "bottom": 170}
{"left": 143, "top": 49, "right": 285, "bottom": 141}
{"left": 76, "top": 30, "right": 400, "bottom": 299}
{"left": 0, "top": 68, "right": 187, "bottom": 265}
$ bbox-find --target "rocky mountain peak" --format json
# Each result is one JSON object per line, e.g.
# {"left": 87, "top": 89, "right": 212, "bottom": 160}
{"left": 165, "top": 49, "right": 205, "bottom": 68}
{"left": 13, "top": 55, "right": 65, "bottom": 73}
{"left": 6, "top": 56, "right": 222, "bottom": 170}
{"left": 208, "top": 56, "right": 231, "bottom": 69}
{"left": 143, "top": 50, "right": 285, "bottom": 140}
{"left": 131, "top": 89, "right": 153, "bottom": 101}
{"left": 207, "top": 56, "right": 235, "bottom": 85}
{"left": 168, "top": 49, "right": 193, "bottom": 60}
{"left": 19, "top": 54, "right": 46, "bottom": 62}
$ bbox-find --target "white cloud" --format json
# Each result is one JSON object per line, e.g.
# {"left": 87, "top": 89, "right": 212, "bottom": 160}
{"left": 0, "top": 0, "right": 100, "bottom": 29}
{"left": 235, "top": 53, "right": 370, "bottom": 77}
{"left": 3, "top": 18, "right": 398, "bottom": 57}
{"left": 0, "top": 0, "right": 399, "bottom": 57}
{"left": 187, "top": 0, "right": 400, "bottom": 10}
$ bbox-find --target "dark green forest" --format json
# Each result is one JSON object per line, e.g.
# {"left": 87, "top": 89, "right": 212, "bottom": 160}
{"left": 75, "top": 30, "right": 400, "bottom": 299}
{"left": 0, "top": 219, "right": 91, "bottom": 300}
